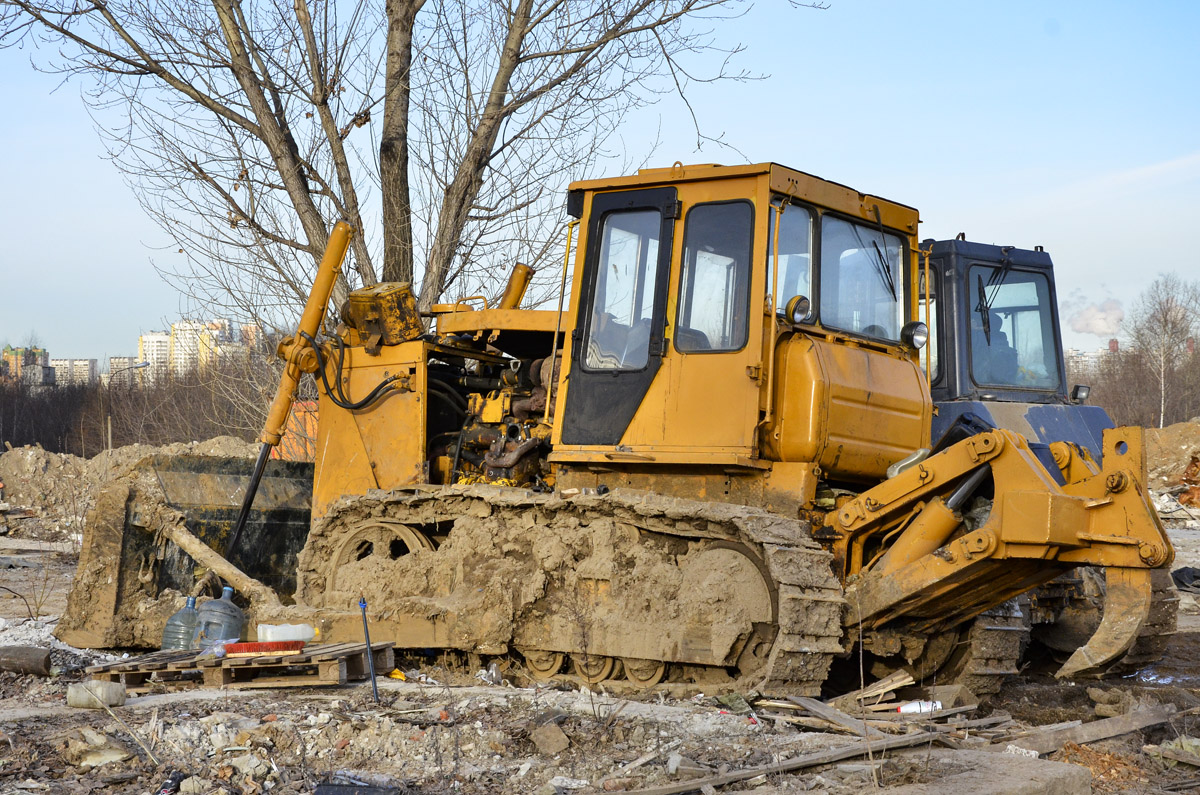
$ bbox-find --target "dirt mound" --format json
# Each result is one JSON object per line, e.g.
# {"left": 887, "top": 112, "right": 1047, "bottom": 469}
{"left": 0, "top": 437, "right": 256, "bottom": 539}
{"left": 1147, "top": 419, "right": 1200, "bottom": 488}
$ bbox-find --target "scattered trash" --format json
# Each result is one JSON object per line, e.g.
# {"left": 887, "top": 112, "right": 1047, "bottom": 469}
{"left": 404, "top": 670, "right": 439, "bottom": 685}
{"left": 716, "top": 692, "right": 753, "bottom": 715}
{"left": 546, "top": 775, "right": 589, "bottom": 789}
{"left": 896, "top": 700, "right": 942, "bottom": 714}
{"left": 153, "top": 771, "right": 188, "bottom": 794}
{"left": 475, "top": 661, "right": 503, "bottom": 685}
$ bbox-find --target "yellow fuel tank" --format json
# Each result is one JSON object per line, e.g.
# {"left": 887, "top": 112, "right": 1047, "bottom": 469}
{"left": 763, "top": 335, "right": 931, "bottom": 482}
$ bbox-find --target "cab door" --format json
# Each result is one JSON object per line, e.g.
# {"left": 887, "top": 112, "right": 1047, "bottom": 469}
{"left": 634, "top": 198, "right": 761, "bottom": 452}
{"left": 560, "top": 187, "right": 678, "bottom": 445}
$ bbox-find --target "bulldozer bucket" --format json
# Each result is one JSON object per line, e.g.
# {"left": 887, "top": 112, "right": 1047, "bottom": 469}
{"left": 1055, "top": 566, "right": 1175, "bottom": 679}
{"left": 56, "top": 454, "right": 313, "bottom": 649}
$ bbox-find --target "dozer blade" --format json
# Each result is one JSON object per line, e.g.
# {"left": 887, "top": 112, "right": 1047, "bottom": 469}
{"left": 56, "top": 454, "right": 313, "bottom": 649}
{"left": 1055, "top": 567, "right": 1153, "bottom": 679}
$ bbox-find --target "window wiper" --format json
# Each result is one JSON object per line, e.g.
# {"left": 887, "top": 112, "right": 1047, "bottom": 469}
{"left": 975, "top": 250, "right": 1015, "bottom": 345}
{"left": 871, "top": 240, "right": 897, "bottom": 300}
{"left": 974, "top": 274, "right": 992, "bottom": 345}
{"left": 870, "top": 206, "right": 897, "bottom": 300}
{"left": 851, "top": 213, "right": 896, "bottom": 301}
{"left": 981, "top": 249, "right": 1014, "bottom": 314}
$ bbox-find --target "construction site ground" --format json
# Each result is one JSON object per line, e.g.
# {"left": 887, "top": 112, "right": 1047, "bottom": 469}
{"left": 4, "top": 434, "right": 1200, "bottom": 794}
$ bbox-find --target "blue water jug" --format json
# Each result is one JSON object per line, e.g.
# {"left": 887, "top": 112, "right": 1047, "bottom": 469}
{"left": 161, "top": 596, "right": 199, "bottom": 650}
{"left": 192, "top": 586, "right": 245, "bottom": 648}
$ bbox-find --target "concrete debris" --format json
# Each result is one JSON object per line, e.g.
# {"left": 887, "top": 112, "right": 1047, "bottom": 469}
{"left": 57, "top": 727, "right": 132, "bottom": 770}
{"left": 529, "top": 720, "right": 570, "bottom": 755}
{"left": 178, "top": 776, "right": 212, "bottom": 794}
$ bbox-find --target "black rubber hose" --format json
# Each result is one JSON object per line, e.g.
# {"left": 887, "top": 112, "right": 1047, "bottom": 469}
{"left": 302, "top": 332, "right": 398, "bottom": 411}
{"left": 427, "top": 379, "right": 469, "bottom": 412}
{"left": 429, "top": 389, "right": 466, "bottom": 417}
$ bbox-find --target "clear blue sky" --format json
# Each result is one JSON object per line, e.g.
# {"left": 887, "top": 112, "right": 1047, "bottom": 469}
{"left": 2, "top": 0, "right": 1197, "bottom": 363}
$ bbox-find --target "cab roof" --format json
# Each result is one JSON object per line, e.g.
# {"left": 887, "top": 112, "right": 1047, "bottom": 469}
{"left": 568, "top": 162, "right": 919, "bottom": 235}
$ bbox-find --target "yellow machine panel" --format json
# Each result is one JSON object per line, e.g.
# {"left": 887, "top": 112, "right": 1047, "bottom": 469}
{"left": 311, "top": 341, "right": 426, "bottom": 520}
{"left": 763, "top": 336, "right": 931, "bottom": 481}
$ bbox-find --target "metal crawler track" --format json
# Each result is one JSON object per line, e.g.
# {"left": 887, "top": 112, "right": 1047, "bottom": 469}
{"left": 296, "top": 486, "right": 846, "bottom": 694}
{"left": 944, "top": 599, "right": 1031, "bottom": 696}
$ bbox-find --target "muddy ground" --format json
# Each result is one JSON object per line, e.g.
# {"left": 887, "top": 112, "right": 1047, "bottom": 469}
{"left": 5, "top": 439, "right": 1200, "bottom": 793}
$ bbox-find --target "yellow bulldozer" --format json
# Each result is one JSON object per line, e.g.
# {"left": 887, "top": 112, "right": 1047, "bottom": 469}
{"left": 59, "top": 162, "right": 1173, "bottom": 696}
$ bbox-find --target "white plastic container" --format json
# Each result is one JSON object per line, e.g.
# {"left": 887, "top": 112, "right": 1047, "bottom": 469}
{"left": 256, "top": 623, "right": 317, "bottom": 643}
{"left": 67, "top": 680, "right": 127, "bottom": 709}
{"left": 896, "top": 700, "right": 942, "bottom": 714}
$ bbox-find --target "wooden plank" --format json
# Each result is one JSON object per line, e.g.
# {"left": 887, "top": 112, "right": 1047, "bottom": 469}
{"left": 313, "top": 642, "right": 392, "bottom": 662}
{"left": 864, "top": 705, "right": 977, "bottom": 722}
{"left": 1001, "top": 705, "right": 1178, "bottom": 755}
{"left": 827, "top": 670, "right": 912, "bottom": 711}
{"left": 621, "top": 731, "right": 939, "bottom": 795}
{"left": 788, "top": 696, "right": 886, "bottom": 739}
{"left": 763, "top": 713, "right": 905, "bottom": 735}
{"left": 216, "top": 674, "right": 328, "bottom": 690}
{"left": 1146, "top": 745, "right": 1200, "bottom": 768}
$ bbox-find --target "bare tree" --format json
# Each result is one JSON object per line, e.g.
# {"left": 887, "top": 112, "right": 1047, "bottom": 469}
{"left": 1125, "top": 274, "right": 1200, "bottom": 429}
{"left": 1, "top": 0, "right": 781, "bottom": 325}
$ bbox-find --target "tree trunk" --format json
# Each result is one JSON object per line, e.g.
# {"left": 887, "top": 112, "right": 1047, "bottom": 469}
{"left": 1160, "top": 353, "right": 1167, "bottom": 429}
{"left": 420, "top": 0, "right": 533, "bottom": 309}
{"left": 380, "top": 0, "right": 425, "bottom": 285}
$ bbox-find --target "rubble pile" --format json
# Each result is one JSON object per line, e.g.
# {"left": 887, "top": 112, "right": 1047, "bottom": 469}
{"left": 0, "top": 437, "right": 255, "bottom": 539}
{"left": 3, "top": 667, "right": 1200, "bottom": 794}
{"left": 1145, "top": 420, "right": 1200, "bottom": 529}
{"left": 1147, "top": 419, "right": 1200, "bottom": 491}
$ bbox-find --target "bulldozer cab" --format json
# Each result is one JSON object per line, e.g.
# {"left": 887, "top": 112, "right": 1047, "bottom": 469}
{"left": 921, "top": 238, "right": 1114, "bottom": 462}
{"left": 552, "top": 163, "right": 929, "bottom": 482}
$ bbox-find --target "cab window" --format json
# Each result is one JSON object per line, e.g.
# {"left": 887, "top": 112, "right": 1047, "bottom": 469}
{"left": 769, "top": 201, "right": 814, "bottom": 314}
{"left": 968, "top": 266, "right": 1061, "bottom": 389}
{"left": 675, "top": 202, "right": 753, "bottom": 352}
{"left": 819, "top": 216, "right": 904, "bottom": 340}
{"left": 582, "top": 209, "right": 662, "bottom": 370}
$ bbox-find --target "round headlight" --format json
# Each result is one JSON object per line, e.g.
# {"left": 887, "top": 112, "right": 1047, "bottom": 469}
{"left": 784, "top": 295, "right": 811, "bottom": 325}
{"left": 901, "top": 321, "right": 929, "bottom": 350}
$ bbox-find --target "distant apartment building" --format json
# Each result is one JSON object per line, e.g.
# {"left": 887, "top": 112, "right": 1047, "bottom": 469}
{"left": 169, "top": 321, "right": 209, "bottom": 375}
{"left": 2, "top": 345, "right": 55, "bottom": 387}
{"left": 241, "top": 323, "right": 262, "bottom": 350}
{"left": 107, "top": 356, "right": 140, "bottom": 386}
{"left": 50, "top": 358, "right": 99, "bottom": 386}
{"left": 1065, "top": 339, "right": 1118, "bottom": 380}
{"left": 138, "top": 331, "right": 171, "bottom": 381}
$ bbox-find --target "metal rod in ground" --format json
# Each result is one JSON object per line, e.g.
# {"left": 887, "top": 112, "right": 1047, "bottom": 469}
{"left": 359, "top": 594, "right": 380, "bottom": 703}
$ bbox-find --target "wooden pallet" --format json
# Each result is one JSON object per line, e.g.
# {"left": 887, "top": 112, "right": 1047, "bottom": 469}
{"left": 86, "top": 642, "right": 394, "bottom": 694}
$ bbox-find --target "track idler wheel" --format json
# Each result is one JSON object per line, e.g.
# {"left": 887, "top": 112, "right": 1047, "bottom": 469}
{"left": 522, "top": 649, "right": 565, "bottom": 681}
{"left": 622, "top": 657, "right": 667, "bottom": 688}
{"left": 572, "top": 654, "right": 616, "bottom": 683}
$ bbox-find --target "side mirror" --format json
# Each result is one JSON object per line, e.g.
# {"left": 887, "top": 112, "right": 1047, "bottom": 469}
{"left": 901, "top": 321, "right": 929, "bottom": 350}
{"left": 1070, "top": 384, "right": 1091, "bottom": 404}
